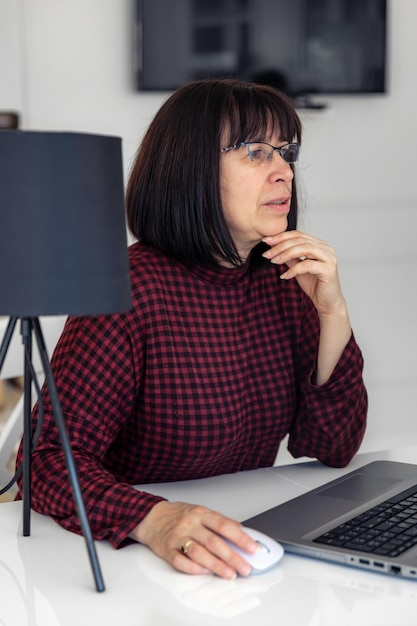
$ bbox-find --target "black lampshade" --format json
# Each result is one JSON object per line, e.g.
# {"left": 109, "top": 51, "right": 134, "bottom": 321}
{"left": 0, "top": 131, "right": 132, "bottom": 316}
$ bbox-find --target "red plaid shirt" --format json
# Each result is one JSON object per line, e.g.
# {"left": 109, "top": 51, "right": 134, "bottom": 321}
{"left": 17, "top": 242, "right": 367, "bottom": 547}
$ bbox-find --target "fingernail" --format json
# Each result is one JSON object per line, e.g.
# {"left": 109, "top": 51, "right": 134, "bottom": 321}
{"left": 239, "top": 563, "right": 252, "bottom": 577}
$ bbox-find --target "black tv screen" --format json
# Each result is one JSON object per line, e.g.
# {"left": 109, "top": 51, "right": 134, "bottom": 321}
{"left": 134, "top": 0, "right": 387, "bottom": 98}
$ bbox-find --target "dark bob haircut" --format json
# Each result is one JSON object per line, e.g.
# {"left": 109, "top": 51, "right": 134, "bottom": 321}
{"left": 126, "top": 78, "right": 302, "bottom": 267}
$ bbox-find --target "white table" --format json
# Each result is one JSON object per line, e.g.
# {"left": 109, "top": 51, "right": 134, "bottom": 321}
{"left": 2, "top": 447, "right": 417, "bottom": 626}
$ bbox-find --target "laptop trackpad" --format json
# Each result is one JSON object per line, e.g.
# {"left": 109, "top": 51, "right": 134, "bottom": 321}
{"left": 317, "top": 473, "right": 400, "bottom": 502}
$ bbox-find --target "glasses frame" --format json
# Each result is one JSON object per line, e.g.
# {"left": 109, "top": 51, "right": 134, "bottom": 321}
{"left": 220, "top": 141, "right": 300, "bottom": 164}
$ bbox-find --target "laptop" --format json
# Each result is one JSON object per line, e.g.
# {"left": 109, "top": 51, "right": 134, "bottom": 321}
{"left": 243, "top": 460, "right": 417, "bottom": 580}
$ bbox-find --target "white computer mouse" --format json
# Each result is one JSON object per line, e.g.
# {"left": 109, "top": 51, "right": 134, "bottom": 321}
{"left": 225, "top": 526, "right": 284, "bottom": 575}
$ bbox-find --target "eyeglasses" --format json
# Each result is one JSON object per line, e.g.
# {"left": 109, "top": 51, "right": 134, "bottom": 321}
{"left": 220, "top": 141, "right": 299, "bottom": 164}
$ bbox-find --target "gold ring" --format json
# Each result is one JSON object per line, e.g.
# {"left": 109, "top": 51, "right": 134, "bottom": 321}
{"left": 180, "top": 539, "right": 193, "bottom": 555}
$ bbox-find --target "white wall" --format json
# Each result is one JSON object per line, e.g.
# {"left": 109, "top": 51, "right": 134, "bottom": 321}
{"left": 1, "top": 0, "right": 416, "bottom": 458}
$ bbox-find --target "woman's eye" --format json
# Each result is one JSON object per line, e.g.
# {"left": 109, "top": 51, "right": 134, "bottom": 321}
{"left": 251, "top": 149, "right": 268, "bottom": 161}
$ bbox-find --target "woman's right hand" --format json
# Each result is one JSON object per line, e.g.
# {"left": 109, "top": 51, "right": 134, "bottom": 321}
{"left": 131, "top": 500, "right": 259, "bottom": 579}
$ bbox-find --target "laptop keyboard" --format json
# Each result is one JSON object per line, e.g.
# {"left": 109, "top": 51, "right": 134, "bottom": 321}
{"left": 314, "top": 485, "right": 417, "bottom": 558}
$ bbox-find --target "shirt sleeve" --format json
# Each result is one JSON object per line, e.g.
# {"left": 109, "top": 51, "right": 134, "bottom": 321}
{"left": 16, "top": 313, "right": 166, "bottom": 549}
{"left": 287, "top": 302, "right": 368, "bottom": 467}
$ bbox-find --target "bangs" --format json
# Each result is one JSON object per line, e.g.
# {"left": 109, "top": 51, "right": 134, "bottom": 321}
{"left": 223, "top": 84, "right": 302, "bottom": 146}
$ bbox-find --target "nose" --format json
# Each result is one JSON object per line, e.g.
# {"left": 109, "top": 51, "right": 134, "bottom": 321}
{"left": 270, "top": 152, "right": 294, "bottom": 182}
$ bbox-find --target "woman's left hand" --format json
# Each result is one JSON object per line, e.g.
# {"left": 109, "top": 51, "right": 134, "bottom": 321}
{"left": 262, "top": 230, "right": 346, "bottom": 317}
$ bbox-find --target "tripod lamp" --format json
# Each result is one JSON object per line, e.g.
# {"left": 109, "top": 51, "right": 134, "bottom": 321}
{"left": 0, "top": 131, "right": 132, "bottom": 592}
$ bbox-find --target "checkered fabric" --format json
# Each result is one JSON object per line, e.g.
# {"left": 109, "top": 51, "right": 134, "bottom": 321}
{"left": 16, "top": 242, "right": 367, "bottom": 548}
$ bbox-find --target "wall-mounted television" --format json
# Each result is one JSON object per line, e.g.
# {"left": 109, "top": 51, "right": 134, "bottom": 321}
{"left": 134, "top": 0, "right": 387, "bottom": 104}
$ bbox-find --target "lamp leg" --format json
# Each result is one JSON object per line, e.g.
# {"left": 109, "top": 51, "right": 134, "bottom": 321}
{"left": 30, "top": 318, "right": 105, "bottom": 592}
{"left": 21, "top": 319, "right": 33, "bottom": 537}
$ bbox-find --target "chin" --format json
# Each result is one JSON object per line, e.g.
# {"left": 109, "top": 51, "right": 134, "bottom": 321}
{"left": 265, "top": 219, "right": 288, "bottom": 237}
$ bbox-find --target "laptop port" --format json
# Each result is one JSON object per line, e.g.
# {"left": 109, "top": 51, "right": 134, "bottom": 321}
{"left": 359, "top": 558, "right": 370, "bottom": 565}
{"left": 390, "top": 565, "right": 401, "bottom": 575}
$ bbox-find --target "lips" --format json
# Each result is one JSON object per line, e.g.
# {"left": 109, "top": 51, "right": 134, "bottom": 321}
{"left": 267, "top": 196, "right": 290, "bottom": 204}
{"left": 265, "top": 197, "right": 291, "bottom": 209}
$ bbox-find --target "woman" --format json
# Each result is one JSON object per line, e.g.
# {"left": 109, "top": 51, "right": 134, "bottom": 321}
{"left": 17, "top": 78, "right": 367, "bottom": 580}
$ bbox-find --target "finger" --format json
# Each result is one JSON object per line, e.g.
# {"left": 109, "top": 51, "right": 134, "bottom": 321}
{"left": 279, "top": 258, "right": 319, "bottom": 280}
{"left": 174, "top": 521, "right": 256, "bottom": 579}
{"left": 263, "top": 230, "right": 326, "bottom": 247}
{"left": 171, "top": 537, "right": 239, "bottom": 579}
{"left": 205, "top": 530, "right": 254, "bottom": 577}
{"left": 172, "top": 550, "right": 212, "bottom": 576}
{"left": 265, "top": 240, "right": 334, "bottom": 265}
{"left": 179, "top": 533, "right": 252, "bottom": 579}
{"left": 263, "top": 230, "right": 330, "bottom": 250}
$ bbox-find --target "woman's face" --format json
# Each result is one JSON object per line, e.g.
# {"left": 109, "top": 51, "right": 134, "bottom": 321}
{"left": 219, "top": 133, "right": 294, "bottom": 262}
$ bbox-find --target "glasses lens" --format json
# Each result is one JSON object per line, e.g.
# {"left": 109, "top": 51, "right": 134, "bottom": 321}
{"left": 246, "top": 143, "right": 272, "bottom": 162}
{"left": 281, "top": 143, "right": 299, "bottom": 163}
{"left": 246, "top": 142, "right": 299, "bottom": 163}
